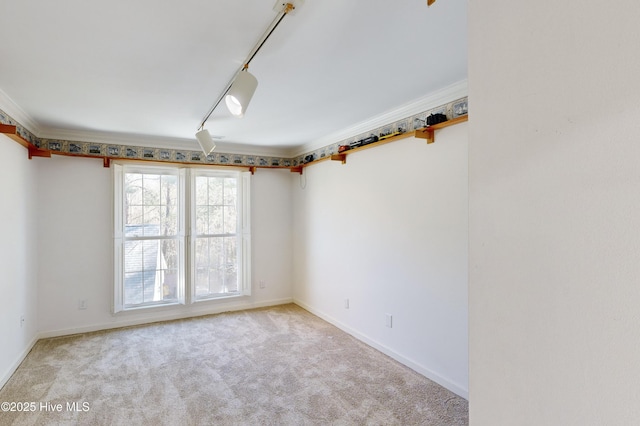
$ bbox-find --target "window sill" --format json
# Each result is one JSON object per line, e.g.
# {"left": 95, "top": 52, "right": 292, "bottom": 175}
{"left": 116, "top": 300, "right": 182, "bottom": 314}
{"left": 193, "top": 293, "right": 244, "bottom": 303}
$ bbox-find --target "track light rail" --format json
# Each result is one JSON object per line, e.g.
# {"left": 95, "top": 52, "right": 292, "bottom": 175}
{"left": 197, "top": 2, "right": 296, "bottom": 131}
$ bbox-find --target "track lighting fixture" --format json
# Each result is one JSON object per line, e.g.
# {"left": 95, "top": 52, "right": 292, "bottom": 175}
{"left": 195, "top": 129, "right": 216, "bottom": 154}
{"left": 195, "top": 0, "right": 303, "bottom": 154}
{"left": 225, "top": 66, "right": 258, "bottom": 118}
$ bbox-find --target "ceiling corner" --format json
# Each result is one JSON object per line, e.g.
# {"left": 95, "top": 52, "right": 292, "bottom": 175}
{"left": 0, "top": 88, "right": 41, "bottom": 136}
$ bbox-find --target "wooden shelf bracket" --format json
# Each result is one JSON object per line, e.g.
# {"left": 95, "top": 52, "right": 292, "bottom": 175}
{"left": 28, "top": 145, "right": 52, "bottom": 159}
{"left": 1, "top": 124, "right": 53, "bottom": 159}
{"left": 414, "top": 128, "right": 435, "bottom": 144}
{"left": 414, "top": 115, "right": 468, "bottom": 144}
{"left": 0, "top": 124, "right": 30, "bottom": 148}
{"left": 290, "top": 165, "right": 303, "bottom": 175}
{"left": 330, "top": 154, "right": 346, "bottom": 164}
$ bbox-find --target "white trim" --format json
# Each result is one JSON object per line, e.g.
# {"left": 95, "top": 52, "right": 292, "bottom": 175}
{"left": 0, "top": 335, "right": 39, "bottom": 390}
{"left": 38, "top": 298, "right": 293, "bottom": 339}
{"left": 177, "top": 168, "right": 187, "bottom": 305}
{"left": 113, "top": 165, "right": 185, "bottom": 312}
{"left": 3, "top": 298, "right": 465, "bottom": 399}
{"left": 241, "top": 171, "right": 252, "bottom": 296}
{"left": 0, "top": 88, "right": 41, "bottom": 135}
{"left": 2, "top": 300, "right": 292, "bottom": 387}
{"left": 288, "top": 79, "right": 468, "bottom": 157}
{"left": 188, "top": 169, "right": 252, "bottom": 301}
{"left": 112, "top": 164, "right": 124, "bottom": 313}
{"left": 293, "top": 298, "right": 469, "bottom": 400}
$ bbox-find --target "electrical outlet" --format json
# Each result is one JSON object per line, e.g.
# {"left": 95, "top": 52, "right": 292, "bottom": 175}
{"left": 259, "top": 280, "right": 266, "bottom": 289}
{"left": 78, "top": 299, "right": 88, "bottom": 310}
{"left": 344, "top": 298, "right": 349, "bottom": 309}
{"left": 385, "top": 314, "right": 393, "bottom": 328}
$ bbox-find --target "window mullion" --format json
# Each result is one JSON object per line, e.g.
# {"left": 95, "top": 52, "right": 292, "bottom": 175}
{"left": 180, "top": 167, "right": 189, "bottom": 305}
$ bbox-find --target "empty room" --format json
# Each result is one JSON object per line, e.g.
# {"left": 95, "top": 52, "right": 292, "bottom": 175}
{"left": 1, "top": 0, "right": 469, "bottom": 423}
{"left": 2, "top": 0, "right": 640, "bottom": 425}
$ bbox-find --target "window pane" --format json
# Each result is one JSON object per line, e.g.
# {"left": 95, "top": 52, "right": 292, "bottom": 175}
{"left": 208, "top": 268, "right": 224, "bottom": 295}
{"left": 210, "top": 206, "right": 223, "bottom": 235}
{"left": 125, "top": 173, "right": 143, "bottom": 205}
{"left": 209, "top": 177, "right": 223, "bottom": 205}
{"left": 124, "top": 171, "right": 178, "bottom": 238}
{"left": 195, "top": 176, "right": 208, "bottom": 205}
{"left": 195, "top": 237, "right": 220, "bottom": 298}
{"left": 161, "top": 239, "right": 179, "bottom": 270}
{"left": 143, "top": 206, "right": 161, "bottom": 235}
{"left": 194, "top": 263, "right": 209, "bottom": 296}
{"left": 124, "top": 240, "right": 142, "bottom": 272}
{"left": 125, "top": 173, "right": 144, "bottom": 228}
{"left": 195, "top": 206, "right": 208, "bottom": 235}
{"left": 126, "top": 206, "right": 144, "bottom": 229}
{"left": 223, "top": 178, "right": 237, "bottom": 206}
{"left": 142, "top": 174, "right": 160, "bottom": 206}
{"left": 123, "top": 238, "right": 178, "bottom": 307}
{"left": 193, "top": 236, "right": 240, "bottom": 298}
{"left": 224, "top": 236, "right": 238, "bottom": 292}
{"left": 223, "top": 205, "right": 237, "bottom": 234}
{"left": 161, "top": 175, "right": 177, "bottom": 207}
{"left": 161, "top": 205, "right": 177, "bottom": 236}
{"left": 194, "top": 238, "right": 210, "bottom": 271}
{"left": 194, "top": 175, "right": 235, "bottom": 236}
{"left": 160, "top": 175, "right": 177, "bottom": 236}
{"left": 124, "top": 272, "right": 143, "bottom": 305}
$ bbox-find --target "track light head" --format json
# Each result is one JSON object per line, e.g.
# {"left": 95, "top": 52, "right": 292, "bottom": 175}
{"left": 225, "top": 69, "right": 258, "bottom": 118}
{"left": 197, "top": 1, "right": 300, "bottom": 150}
{"left": 195, "top": 129, "right": 216, "bottom": 154}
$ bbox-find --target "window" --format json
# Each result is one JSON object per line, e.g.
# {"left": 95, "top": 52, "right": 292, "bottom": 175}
{"left": 113, "top": 164, "right": 250, "bottom": 312}
{"left": 192, "top": 170, "right": 251, "bottom": 300}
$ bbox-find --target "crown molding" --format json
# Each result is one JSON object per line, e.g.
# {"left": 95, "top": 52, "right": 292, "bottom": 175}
{"left": 2, "top": 80, "right": 466, "bottom": 160}
{"left": 0, "top": 88, "right": 41, "bottom": 135}
{"left": 288, "top": 79, "right": 468, "bottom": 157}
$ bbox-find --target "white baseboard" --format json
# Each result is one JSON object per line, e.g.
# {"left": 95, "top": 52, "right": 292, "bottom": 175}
{"left": 38, "top": 298, "right": 294, "bottom": 339}
{"left": 293, "top": 298, "right": 468, "bottom": 400}
{"left": 0, "top": 335, "right": 39, "bottom": 391}
{"left": 3, "top": 298, "right": 469, "bottom": 401}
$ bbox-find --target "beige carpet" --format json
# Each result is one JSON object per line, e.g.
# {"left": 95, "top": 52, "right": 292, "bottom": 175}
{"left": 0, "top": 304, "right": 468, "bottom": 425}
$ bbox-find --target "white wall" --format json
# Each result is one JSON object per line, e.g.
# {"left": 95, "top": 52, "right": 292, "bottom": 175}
{"left": 0, "top": 136, "right": 39, "bottom": 387}
{"left": 250, "top": 168, "right": 293, "bottom": 302}
{"left": 292, "top": 125, "right": 469, "bottom": 398}
{"left": 36, "top": 156, "right": 292, "bottom": 336}
{"left": 469, "top": 1, "right": 640, "bottom": 424}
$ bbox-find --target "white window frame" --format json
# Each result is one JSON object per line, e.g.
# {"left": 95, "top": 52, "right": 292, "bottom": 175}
{"left": 113, "top": 164, "right": 186, "bottom": 313}
{"left": 113, "top": 164, "right": 251, "bottom": 313}
{"left": 189, "top": 169, "right": 251, "bottom": 301}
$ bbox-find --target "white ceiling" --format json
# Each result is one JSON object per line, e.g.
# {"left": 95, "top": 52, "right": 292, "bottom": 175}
{"left": 0, "top": 0, "right": 467, "bottom": 155}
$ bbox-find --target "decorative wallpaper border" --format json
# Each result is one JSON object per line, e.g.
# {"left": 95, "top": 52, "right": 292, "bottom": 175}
{"left": 293, "top": 97, "right": 468, "bottom": 165}
{"left": 0, "top": 109, "right": 39, "bottom": 147}
{"left": 0, "top": 96, "right": 468, "bottom": 168}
